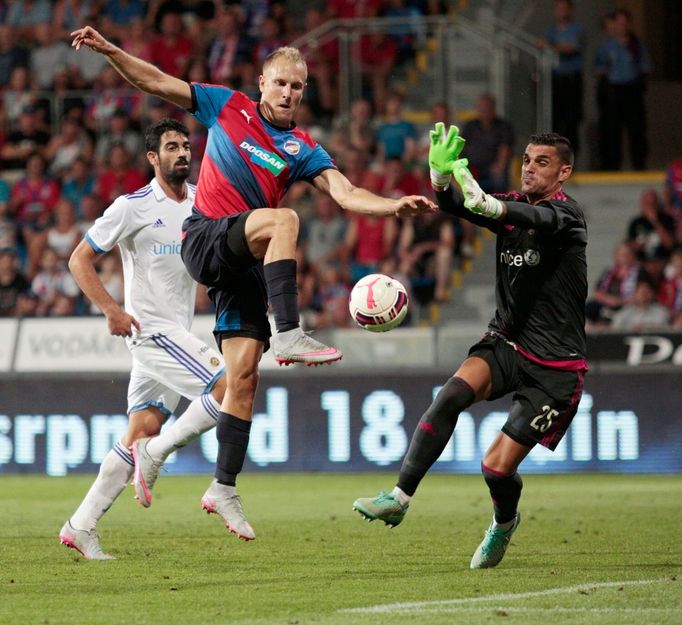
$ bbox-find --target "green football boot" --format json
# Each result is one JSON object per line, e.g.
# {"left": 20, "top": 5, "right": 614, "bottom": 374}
{"left": 470, "top": 512, "right": 521, "bottom": 569}
{"left": 353, "top": 490, "right": 409, "bottom": 527}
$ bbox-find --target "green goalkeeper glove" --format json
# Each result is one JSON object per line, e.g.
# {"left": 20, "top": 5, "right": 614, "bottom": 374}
{"left": 452, "top": 159, "right": 505, "bottom": 219}
{"left": 428, "top": 122, "right": 465, "bottom": 188}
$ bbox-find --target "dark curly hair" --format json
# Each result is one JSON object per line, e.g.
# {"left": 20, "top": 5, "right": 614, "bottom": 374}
{"left": 145, "top": 118, "right": 190, "bottom": 153}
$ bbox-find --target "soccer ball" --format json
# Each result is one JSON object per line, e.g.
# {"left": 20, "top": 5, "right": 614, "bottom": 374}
{"left": 348, "top": 273, "right": 408, "bottom": 332}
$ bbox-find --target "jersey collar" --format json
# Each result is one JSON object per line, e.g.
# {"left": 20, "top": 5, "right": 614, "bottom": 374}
{"left": 150, "top": 177, "right": 195, "bottom": 203}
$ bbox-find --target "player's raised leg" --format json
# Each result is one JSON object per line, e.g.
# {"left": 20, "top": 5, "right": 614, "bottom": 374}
{"left": 245, "top": 207, "right": 342, "bottom": 366}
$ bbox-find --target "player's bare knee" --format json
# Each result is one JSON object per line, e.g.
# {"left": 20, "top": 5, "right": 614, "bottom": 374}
{"left": 273, "top": 207, "right": 299, "bottom": 238}
{"left": 228, "top": 367, "right": 260, "bottom": 399}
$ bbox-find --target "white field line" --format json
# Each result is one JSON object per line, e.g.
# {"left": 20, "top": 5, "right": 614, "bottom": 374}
{"left": 406, "top": 607, "right": 675, "bottom": 614}
{"left": 341, "top": 578, "right": 677, "bottom": 614}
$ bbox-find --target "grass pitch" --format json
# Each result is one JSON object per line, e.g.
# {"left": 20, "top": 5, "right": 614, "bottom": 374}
{"left": 1, "top": 473, "right": 680, "bottom": 625}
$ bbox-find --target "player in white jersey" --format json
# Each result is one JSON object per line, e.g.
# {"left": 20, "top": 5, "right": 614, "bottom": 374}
{"left": 59, "top": 120, "right": 253, "bottom": 560}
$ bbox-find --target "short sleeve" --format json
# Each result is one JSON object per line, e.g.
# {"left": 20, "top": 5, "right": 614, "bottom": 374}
{"left": 85, "top": 196, "right": 137, "bottom": 254}
{"left": 297, "top": 144, "right": 337, "bottom": 183}
{"left": 190, "top": 82, "right": 235, "bottom": 128}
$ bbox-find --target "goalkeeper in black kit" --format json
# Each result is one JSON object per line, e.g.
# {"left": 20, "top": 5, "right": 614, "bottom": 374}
{"left": 353, "top": 124, "right": 588, "bottom": 569}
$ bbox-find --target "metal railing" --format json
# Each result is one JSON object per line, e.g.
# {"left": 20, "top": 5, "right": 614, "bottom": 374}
{"left": 3, "top": 89, "right": 178, "bottom": 135}
{"left": 7, "top": 15, "right": 554, "bottom": 149}
{"left": 290, "top": 14, "right": 554, "bottom": 136}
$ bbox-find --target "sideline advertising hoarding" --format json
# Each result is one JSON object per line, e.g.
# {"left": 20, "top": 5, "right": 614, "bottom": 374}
{"left": 1, "top": 372, "right": 679, "bottom": 475}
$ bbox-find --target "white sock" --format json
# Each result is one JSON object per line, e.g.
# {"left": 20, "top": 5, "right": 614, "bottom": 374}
{"left": 491, "top": 515, "right": 517, "bottom": 531}
{"left": 146, "top": 393, "right": 220, "bottom": 462}
{"left": 275, "top": 326, "right": 302, "bottom": 345}
{"left": 391, "top": 486, "right": 412, "bottom": 506}
{"left": 70, "top": 441, "right": 133, "bottom": 531}
{"left": 207, "top": 478, "right": 236, "bottom": 497}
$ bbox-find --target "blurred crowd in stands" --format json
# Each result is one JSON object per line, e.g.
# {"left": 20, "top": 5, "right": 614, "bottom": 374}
{"left": 0, "top": 0, "right": 464, "bottom": 329}
{"left": 586, "top": 180, "right": 682, "bottom": 332}
{"left": 0, "top": 0, "right": 679, "bottom": 333}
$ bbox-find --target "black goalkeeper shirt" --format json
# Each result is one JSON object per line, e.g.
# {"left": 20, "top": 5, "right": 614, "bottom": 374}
{"left": 437, "top": 187, "right": 588, "bottom": 368}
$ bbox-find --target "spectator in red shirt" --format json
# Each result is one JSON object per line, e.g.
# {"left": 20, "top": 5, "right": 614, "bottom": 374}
{"left": 121, "top": 17, "right": 154, "bottom": 64}
{"left": 343, "top": 212, "right": 399, "bottom": 283}
{"left": 328, "top": 0, "right": 381, "bottom": 18}
{"left": 359, "top": 33, "right": 399, "bottom": 116}
{"left": 375, "top": 157, "right": 422, "bottom": 199}
{"left": 9, "top": 152, "right": 60, "bottom": 277}
{"left": 151, "top": 9, "right": 194, "bottom": 78}
{"left": 95, "top": 143, "right": 148, "bottom": 204}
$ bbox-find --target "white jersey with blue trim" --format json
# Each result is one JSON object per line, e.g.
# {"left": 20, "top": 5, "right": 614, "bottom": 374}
{"left": 85, "top": 178, "right": 197, "bottom": 346}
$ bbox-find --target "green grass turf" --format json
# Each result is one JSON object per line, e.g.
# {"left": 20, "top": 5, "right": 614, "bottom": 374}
{"left": 1, "top": 473, "right": 680, "bottom": 625}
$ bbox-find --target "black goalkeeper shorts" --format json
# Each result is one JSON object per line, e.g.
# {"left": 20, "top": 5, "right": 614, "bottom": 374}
{"left": 468, "top": 333, "right": 586, "bottom": 451}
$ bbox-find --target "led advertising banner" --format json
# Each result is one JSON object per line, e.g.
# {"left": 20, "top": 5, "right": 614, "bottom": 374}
{"left": 0, "top": 372, "right": 680, "bottom": 475}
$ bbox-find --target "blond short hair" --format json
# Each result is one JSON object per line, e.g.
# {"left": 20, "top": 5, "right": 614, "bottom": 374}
{"left": 262, "top": 47, "right": 308, "bottom": 77}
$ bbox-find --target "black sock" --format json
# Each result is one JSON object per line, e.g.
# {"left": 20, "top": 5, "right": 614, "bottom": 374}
{"left": 482, "top": 464, "right": 523, "bottom": 524}
{"left": 215, "top": 412, "right": 251, "bottom": 486}
{"left": 397, "top": 376, "right": 475, "bottom": 496}
{"left": 264, "top": 259, "right": 299, "bottom": 332}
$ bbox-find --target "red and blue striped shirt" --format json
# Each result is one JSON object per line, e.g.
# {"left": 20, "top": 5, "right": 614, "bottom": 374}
{"left": 189, "top": 83, "right": 336, "bottom": 219}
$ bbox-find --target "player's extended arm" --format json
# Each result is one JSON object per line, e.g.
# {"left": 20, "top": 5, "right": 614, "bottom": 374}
{"left": 71, "top": 25, "right": 192, "bottom": 109}
{"left": 452, "top": 159, "right": 507, "bottom": 219}
{"left": 452, "top": 160, "right": 558, "bottom": 230}
{"left": 312, "top": 168, "right": 436, "bottom": 218}
{"left": 68, "top": 239, "right": 141, "bottom": 338}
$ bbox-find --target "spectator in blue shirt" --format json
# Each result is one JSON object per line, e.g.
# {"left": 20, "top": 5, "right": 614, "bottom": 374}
{"left": 594, "top": 8, "right": 651, "bottom": 170}
{"left": 103, "top": 0, "right": 146, "bottom": 23}
{"left": 6, "top": 0, "right": 52, "bottom": 41}
{"left": 542, "top": 0, "right": 584, "bottom": 159}
{"left": 376, "top": 92, "right": 418, "bottom": 164}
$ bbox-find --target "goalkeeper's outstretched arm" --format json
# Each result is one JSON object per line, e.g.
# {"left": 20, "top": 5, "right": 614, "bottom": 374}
{"left": 434, "top": 186, "right": 501, "bottom": 232}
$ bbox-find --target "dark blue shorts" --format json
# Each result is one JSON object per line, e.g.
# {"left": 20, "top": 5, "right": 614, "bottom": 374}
{"left": 468, "top": 333, "right": 586, "bottom": 451}
{"left": 181, "top": 209, "right": 271, "bottom": 349}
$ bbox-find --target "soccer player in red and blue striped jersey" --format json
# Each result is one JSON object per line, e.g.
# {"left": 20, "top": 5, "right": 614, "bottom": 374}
{"left": 71, "top": 25, "right": 436, "bottom": 539}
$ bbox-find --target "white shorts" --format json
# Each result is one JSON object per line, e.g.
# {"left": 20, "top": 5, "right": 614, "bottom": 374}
{"left": 127, "top": 327, "right": 224, "bottom": 417}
